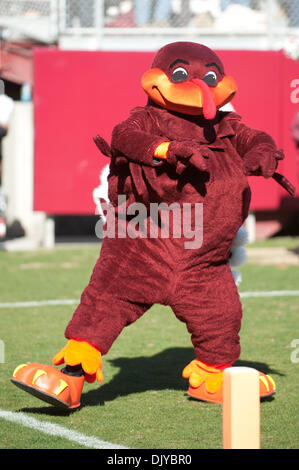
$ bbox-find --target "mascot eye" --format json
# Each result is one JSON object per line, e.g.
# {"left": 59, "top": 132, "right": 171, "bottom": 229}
{"left": 171, "top": 67, "right": 188, "bottom": 83}
{"left": 203, "top": 71, "right": 218, "bottom": 87}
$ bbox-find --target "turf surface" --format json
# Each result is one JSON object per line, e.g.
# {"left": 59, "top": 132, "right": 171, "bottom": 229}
{"left": 0, "top": 240, "right": 298, "bottom": 449}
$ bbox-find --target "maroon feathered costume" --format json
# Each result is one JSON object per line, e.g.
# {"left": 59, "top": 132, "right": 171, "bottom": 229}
{"left": 65, "top": 43, "right": 280, "bottom": 366}
{"left": 13, "top": 42, "right": 291, "bottom": 407}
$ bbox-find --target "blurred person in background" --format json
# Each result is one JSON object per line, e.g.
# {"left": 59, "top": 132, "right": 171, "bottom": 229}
{"left": 287, "top": 0, "right": 299, "bottom": 27}
{"left": 0, "top": 93, "right": 14, "bottom": 184}
{"left": 66, "top": 0, "right": 94, "bottom": 27}
{"left": 0, "top": 92, "right": 13, "bottom": 238}
{"left": 134, "top": 0, "right": 172, "bottom": 27}
{"left": 220, "top": 0, "right": 251, "bottom": 10}
{"left": 291, "top": 111, "right": 299, "bottom": 181}
{"left": 291, "top": 111, "right": 299, "bottom": 150}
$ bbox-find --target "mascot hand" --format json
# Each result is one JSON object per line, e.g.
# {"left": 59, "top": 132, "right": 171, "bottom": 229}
{"left": 167, "top": 141, "right": 210, "bottom": 172}
{"left": 244, "top": 147, "right": 284, "bottom": 178}
{"left": 52, "top": 339, "right": 104, "bottom": 383}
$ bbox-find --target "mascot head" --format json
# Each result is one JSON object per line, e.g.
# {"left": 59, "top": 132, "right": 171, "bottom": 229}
{"left": 142, "top": 41, "right": 237, "bottom": 120}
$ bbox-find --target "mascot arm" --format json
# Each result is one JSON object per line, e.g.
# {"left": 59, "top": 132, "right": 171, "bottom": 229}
{"left": 234, "top": 122, "right": 284, "bottom": 178}
{"left": 111, "top": 111, "right": 167, "bottom": 167}
{"left": 111, "top": 110, "right": 209, "bottom": 173}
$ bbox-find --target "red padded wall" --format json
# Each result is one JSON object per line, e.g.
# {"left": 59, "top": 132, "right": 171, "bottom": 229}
{"left": 33, "top": 48, "right": 299, "bottom": 214}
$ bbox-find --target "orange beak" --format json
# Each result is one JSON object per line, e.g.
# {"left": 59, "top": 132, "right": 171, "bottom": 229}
{"left": 141, "top": 68, "right": 237, "bottom": 119}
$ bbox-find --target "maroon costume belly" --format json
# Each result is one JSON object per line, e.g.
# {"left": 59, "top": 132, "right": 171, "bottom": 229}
{"left": 108, "top": 107, "right": 251, "bottom": 265}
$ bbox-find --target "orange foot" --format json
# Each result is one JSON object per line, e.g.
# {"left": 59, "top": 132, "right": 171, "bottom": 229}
{"left": 183, "top": 360, "right": 276, "bottom": 404}
{"left": 11, "top": 363, "right": 84, "bottom": 409}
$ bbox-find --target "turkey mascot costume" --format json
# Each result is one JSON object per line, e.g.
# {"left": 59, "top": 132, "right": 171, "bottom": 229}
{"left": 11, "top": 42, "right": 295, "bottom": 409}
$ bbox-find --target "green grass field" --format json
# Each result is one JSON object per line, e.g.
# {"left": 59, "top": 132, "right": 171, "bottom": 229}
{"left": 0, "top": 240, "right": 299, "bottom": 449}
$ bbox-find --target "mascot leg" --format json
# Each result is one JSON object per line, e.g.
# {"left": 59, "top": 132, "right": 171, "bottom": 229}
{"left": 11, "top": 294, "right": 152, "bottom": 409}
{"left": 11, "top": 236, "right": 155, "bottom": 409}
{"left": 171, "top": 263, "right": 276, "bottom": 403}
{"left": 11, "top": 300, "right": 151, "bottom": 409}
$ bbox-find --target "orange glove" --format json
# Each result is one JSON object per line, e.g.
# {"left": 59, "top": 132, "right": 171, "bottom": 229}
{"left": 154, "top": 141, "right": 170, "bottom": 160}
{"left": 182, "top": 359, "right": 224, "bottom": 393}
{"left": 52, "top": 339, "right": 103, "bottom": 383}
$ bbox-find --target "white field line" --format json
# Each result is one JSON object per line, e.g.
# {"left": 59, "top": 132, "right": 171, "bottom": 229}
{"left": 0, "top": 409, "right": 127, "bottom": 449}
{"left": 1, "top": 290, "right": 299, "bottom": 309}
{"left": 239, "top": 290, "right": 299, "bottom": 298}
{"left": 0, "top": 299, "right": 79, "bottom": 308}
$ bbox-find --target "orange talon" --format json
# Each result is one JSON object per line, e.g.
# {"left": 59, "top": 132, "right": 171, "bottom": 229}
{"left": 11, "top": 362, "right": 84, "bottom": 409}
{"left": 183, "top": 360, "right": 276, "bottom": 404}
{"left": 259, "top": 373, "right": 276, "bottom": 397}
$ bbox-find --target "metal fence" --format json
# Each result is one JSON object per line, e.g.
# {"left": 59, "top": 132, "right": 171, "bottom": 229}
{"left": 104, "top": 0, "right": 299, "bottom": 29}
{"left": 0, "top": 0, "right": 57, "bottom": 42}
{"left": 0, "top": 0, "right": 298, "bottom": 52}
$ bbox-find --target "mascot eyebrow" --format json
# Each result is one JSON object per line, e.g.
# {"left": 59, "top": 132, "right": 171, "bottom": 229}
{"left": 169, "top": 58, "right": 190, "bottom": 69}
{"left": 169, "top": 59, "right": 224, "bottom": 77}
{"left": 205, "top": 62, "right": 224, "bottom": 75}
